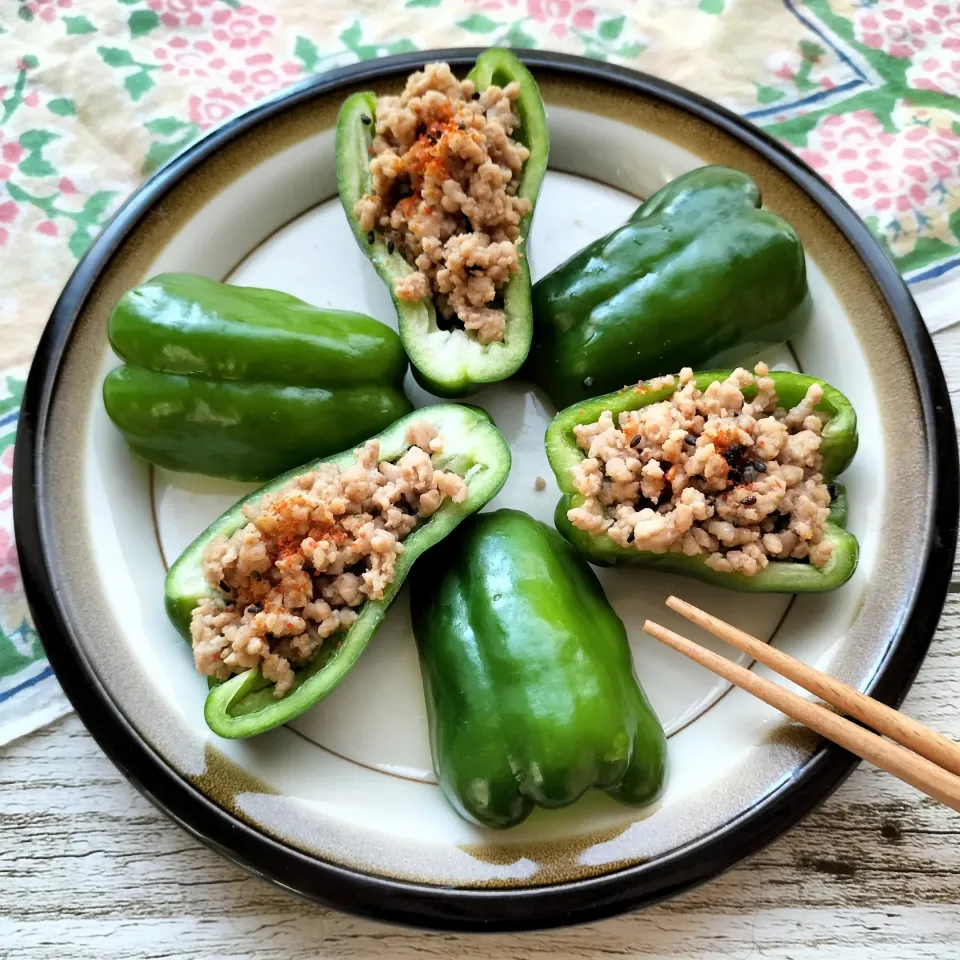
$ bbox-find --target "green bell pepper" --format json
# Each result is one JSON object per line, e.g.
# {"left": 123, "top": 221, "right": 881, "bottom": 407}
{"left": 410, "top": 508, "right": 667, "bottom": 829}
{"left": 166, "top": 404, "right": 511, "bottom": 739}
{"left": 336, "top": 48, "right": 549, "bottom": 397}
{"left": 526, "top": 166, "right": 811, "bottom": 409}
{"left": 103, "top": 273, "right": 412, "bottom": 482}
{"left": 546, "top": 371, "right": 859, "bottom": 593}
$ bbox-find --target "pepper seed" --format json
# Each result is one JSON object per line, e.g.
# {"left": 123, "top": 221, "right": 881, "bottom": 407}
{"left": 360, "top": 114, "right": 372, "bottom": 125}
{"left": 741, "top": 495, "right": 757, "bottom": 506}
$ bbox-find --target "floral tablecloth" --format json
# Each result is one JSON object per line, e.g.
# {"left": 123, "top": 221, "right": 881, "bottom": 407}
{"left": 1, "top": 0, "right": 958, "bottom": 743}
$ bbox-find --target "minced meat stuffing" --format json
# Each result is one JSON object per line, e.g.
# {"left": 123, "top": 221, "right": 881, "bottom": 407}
{"left": 567, "top": 364, "right": 836, "bottom": 576}
{"left": 354, "top": 62, "right": 531, "bottom": 346}
{"left": 190, "top": 421, "right": 466, "bottom": 697}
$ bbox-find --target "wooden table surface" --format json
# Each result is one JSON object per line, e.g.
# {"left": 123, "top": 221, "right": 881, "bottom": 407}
{"left": 3, "top": 326, "right": 959, "bottom": 960}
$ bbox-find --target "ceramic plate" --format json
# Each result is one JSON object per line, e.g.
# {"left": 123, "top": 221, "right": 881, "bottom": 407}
{"left": 14, "top": 50, "right": 958, "bottom": 930}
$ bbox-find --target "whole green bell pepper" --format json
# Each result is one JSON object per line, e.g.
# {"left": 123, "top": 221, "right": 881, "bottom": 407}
{"left": 166, "top": 404, "right": 511, "bottom": 739}
{"left": 336, "top": 49, "right": 549, "bottom": 397}
{"left": 546, "top": 370, "right": 859, "bottom": 592}
{"left": 410, "top": 508, "right": 667, "bottom": 829}
{"left": 526, "top": 166, "right": 811, "bottom": 409}
{"left": 103, "top": 273, "right": 413, "bottom": 482}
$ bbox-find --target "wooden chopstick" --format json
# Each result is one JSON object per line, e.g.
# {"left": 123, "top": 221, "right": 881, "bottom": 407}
{"left": 642, "top": 615, "right": 960, "bottom": 814}
{"left": 665, "top": 595, "right": 960, "bottom": 778}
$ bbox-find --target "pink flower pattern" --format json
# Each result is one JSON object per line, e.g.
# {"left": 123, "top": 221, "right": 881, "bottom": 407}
{"left": 797, "top": 109, "right": 960, "bottom": 257}
{"left": 147, "top": 0, "right": 216, "bottom": 29}
{"left": 0, "top": 135, "right": 24, "bottom": 183}
{"left": 0, "top": 527, "right": 21, "bottom": 596}
{"left": 464, "top": 0, "right": 597, "bottom": 36}
{"left": 210, "top": 6, "right": 276, "bottom": 50}
{"left": 907, "top": 54, "right": 960, "bottom": 95}
{"left": 187, "top": 87, "right": 247, "bottom": 130}
{"left": 0, "top": 200, "right": 22, "bottom": 248}
{"left": 0, "top": 447, "right": 18, "bottom": 595}
{"left": 0, "top": 446, "right": 13, "bottom": 512}
{"left": 149, "top": 2, "right": 300, "bottom": 129}
{"left": 22, "top": 0, "right": 72, "bottom": 24}
{"left": 852, "top": 0, "right": 957, "bottom": 60}
{"left": 527, "top": 0, "right": 596, "bottom": 37}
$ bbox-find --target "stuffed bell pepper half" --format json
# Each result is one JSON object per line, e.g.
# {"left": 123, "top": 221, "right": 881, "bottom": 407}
{"left": 166, "top": 405, "right": 511, "bottom": 738}
{"left": 546, "top": 366, "right": 859, "bottom": 592}
{"left": 337, "top": 49, "right": 548, "bottom": 396}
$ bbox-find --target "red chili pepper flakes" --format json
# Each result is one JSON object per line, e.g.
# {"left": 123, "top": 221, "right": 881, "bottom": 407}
{"left": 710, "top": 425, "right": 743, "bottom": 456}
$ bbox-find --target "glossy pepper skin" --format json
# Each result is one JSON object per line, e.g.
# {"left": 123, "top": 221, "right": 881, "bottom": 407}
{"left": 526, "top": 166, "right": 811, "bottom": 409}
{"left": 410, "top": 509, "right": 667, "bottom": 829}
{"left": 546, "top": 371, "right": 859, "bottom": 592}
{"left": 165, "top": 404, "right": 511, "bottom": 739}
{"left": 336, "top": 49, "right": 549, "bottom": 397}
{"left": 103, "top": 273, "right": 412, "bottom": 482}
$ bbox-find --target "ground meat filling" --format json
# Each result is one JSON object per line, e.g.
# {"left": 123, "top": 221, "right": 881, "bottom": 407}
{"left": 354, "top": 62, "right": 531, "bottom": 346}
{"left": 567, "top": 365, "right": 837, "bottom": 576}
{"left": 190, "top": 421, "right": 466, "bottom": 697}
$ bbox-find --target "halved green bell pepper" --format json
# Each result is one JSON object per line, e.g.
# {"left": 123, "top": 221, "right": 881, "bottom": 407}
{"left": 336, "top": 49, "right": 549, "bottom": 397}
{"left": 526, "top": 166, "right": 811, "bottom": 409}
{"left": 103, "top": 273, "right": 412, "bottom": 482}
{"left": 166, "top": 404, "right": 511, "bottom": 739}
{"left": 546, "top": 371, "right": 859, "bottom": 593}
{"left": 411, "top": 508, "right": 667, "bottom": 829}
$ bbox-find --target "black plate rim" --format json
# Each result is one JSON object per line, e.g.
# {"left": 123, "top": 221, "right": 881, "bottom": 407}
{"left": 13, "top": 48, "right": 959, "bottom": 931}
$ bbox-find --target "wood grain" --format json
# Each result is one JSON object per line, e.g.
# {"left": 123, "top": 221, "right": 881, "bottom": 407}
{"left": 3, "top": 325, "right": 958, "bottom": 958}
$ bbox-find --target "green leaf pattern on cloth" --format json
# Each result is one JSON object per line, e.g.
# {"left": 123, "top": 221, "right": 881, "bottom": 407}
{"left": 0, "top": 0, "right": 958, "bottom": 737}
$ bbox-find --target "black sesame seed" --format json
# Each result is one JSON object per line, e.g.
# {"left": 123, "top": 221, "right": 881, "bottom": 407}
{"left": 246, "top": 602, "right": 263, "bottom": 615}
{"left": 827, "top": 483, "right": 838, "bottom": 501}
{"left": 630, "top": 435, "right": 643, "bottom": 449}
{"left": 386, "top": 240, "right": 395, "bottom": 254}
{"left": 741, "top": 494, "right": 757, "bottom": 506}
{"left": 218, "top": 579, "right": 230, "bottom": 594}
{"left": 723, "top": 444, "right": 744, "bottom": 466}
{"left": 472, "top": 91, "right": 480, "bottom": 100}
{"left": 360, "top": 114, "right": 372, "bottom": 125}
{"left": 683, "top": 434, "right": 697, "bottom": 446}
{"left": 458, "top": 123, "right": 466, "bottom": 130}
{"left": 751, "top": 459, "right": 767, "bottom": 473}
{"left": 366, "top": 230, "right": 375, "bottom": 244}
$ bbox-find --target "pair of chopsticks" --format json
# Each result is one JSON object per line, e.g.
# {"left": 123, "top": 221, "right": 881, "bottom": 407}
{"left": 644, "top": 597, "right": 960, "bottom": 813}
